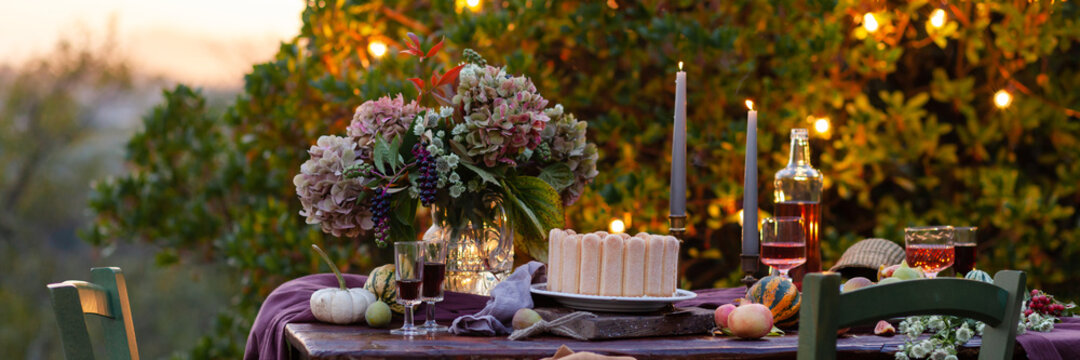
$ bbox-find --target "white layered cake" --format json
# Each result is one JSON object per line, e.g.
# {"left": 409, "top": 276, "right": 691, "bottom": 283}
{"left": 547, "top": 229, "right": 680, "bottom": 297}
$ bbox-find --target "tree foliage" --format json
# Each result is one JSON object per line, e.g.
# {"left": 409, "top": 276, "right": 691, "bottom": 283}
{"left": 86, "top": 0, "right": 1080, "bottom": 356}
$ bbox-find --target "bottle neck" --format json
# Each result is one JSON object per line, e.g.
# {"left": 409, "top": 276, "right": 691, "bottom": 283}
{"left": 788, "top": 135, "right": 812, "bottom": 167}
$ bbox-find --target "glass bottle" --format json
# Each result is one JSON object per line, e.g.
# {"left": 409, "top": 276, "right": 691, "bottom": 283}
{"left": 773, "top": 129, "right": 823, "bottom": 285}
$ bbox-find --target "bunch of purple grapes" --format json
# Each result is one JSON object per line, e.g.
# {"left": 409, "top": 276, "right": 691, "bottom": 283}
{"left": 1025, "top": 289, "right": 1066, "bottom": 317}
{"left": 371, "top": 187, "right": 392, "bottom": 246}
{"left": 412, "top": 142, "right": 438, "bottom": 206}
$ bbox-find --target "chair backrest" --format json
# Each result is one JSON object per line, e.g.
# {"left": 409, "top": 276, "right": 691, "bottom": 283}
{"left": 797, "top": 270, "right": 1025, "bottom": 360}
{"left": 47, "top": 267, "right": 140, "bottom": 360}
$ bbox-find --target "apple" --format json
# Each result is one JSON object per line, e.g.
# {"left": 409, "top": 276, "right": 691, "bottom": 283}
{"left": 842, "top": 277, "right": 874, "bottom": 292}
{"left": 714, "top": 304, "right": 737, "bottom": 328}
{"left": 727, "top": 303, "right": 774, "bottom": 339}
{"left": 878, "top": 264, "right": 901, "bottom": 280}
{"left": 512, "top": 308, "right": 543, "bottom": 330}
{"left": 893, "top": 265, "right": 925, "bottom": 280}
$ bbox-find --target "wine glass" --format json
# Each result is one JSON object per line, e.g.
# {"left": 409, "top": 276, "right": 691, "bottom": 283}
{"left": 418, "top": 239, "right": 448, "bottom": 332}
{"left": 904, "top": 226, "right": 955, "bottom": 278}
{"left": 760, "top": 216, "right": 807, "bottom": 279}
{"left": 953, "top": 227, "right": 977, "bottom": 276}
{"left": 391, "top": 241, "right": 426, "bottom": 336}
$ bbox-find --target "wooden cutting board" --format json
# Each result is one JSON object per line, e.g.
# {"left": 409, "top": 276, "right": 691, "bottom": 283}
{"left": 533, "top": 306, "right": 715, "bottom": 340}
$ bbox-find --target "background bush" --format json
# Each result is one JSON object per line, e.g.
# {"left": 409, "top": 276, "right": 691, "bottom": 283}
{"left": 86, "top": 0, "right": 1080, "bottom": 357}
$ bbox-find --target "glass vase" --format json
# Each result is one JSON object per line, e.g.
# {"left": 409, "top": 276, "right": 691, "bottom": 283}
{"left": 422, "top": 195, "right": 513, "bottom": 296}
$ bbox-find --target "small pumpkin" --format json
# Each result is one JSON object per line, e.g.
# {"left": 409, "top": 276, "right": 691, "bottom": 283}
{"left": 310, "top": 245, "right": 375, "bottom": 324}
{"left": 364, "top": 264, "right": 405, "bottom": 314}
{"left": 746, "top": 275, "right": 801, "bottom": 328}
{"left": 964, "top": 269, "right": 993, "bottom": 283}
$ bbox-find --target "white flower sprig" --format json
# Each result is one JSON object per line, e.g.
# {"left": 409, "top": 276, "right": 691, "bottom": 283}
{"left": 894, "top": 295, "right": 1059, "bottom": 359}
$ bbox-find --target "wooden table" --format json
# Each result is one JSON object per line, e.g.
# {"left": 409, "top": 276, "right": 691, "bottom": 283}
{"left": 285, "top": 323, "right": 1008, "bottom": 359}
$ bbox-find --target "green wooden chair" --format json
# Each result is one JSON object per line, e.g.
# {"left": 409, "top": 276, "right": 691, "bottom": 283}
{"left": 797, "top": 270, "right": 1025, "bottom": 360}
{"left": 47, "top": 267, "right": 140, "bottom": 360}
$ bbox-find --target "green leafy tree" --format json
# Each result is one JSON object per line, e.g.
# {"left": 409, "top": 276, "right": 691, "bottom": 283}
{"left": 87, "top": 0, "right": 1080, "bottom": 356}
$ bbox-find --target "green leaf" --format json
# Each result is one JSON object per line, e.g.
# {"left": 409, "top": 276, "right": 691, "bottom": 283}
{"left": 462, "top": 161, "right": 500, "bottom": 186}
{"left": 538, "top": 163, "right": 575, "bottom": 192}
{"left": 373, "top": 136, "right": 390, "bottom": 175}
{"left": 388, "top": 136, "right": 403, "bottom": 171}
{"left": 501, "top": 176, "right": 564, "bottom": 262}
{"left": 389, "top": 192, "right": 418, "bottom": 243}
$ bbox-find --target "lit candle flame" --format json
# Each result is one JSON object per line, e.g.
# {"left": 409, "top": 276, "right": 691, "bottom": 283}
{"left": 679, "top": 61, "right": 683, "bottom": 71}
{"left": 745, "top": 100, "right": 754, "bottom": 111}
{"left": 929, "top": 9, "right": 946, "bottom": 29}
{"left": 863, "top": 13, "right": 879, "bottom": 33}
{"left": 994, "top": 89, "right": 1013, "bottom": 108}
{"left": 609, "top": 219, "right": 626, "bottom": 234}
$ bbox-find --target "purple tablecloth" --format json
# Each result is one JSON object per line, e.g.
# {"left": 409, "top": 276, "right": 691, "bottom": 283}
{"left": 243, "top": 274, "right": 1078, "bottom": 360}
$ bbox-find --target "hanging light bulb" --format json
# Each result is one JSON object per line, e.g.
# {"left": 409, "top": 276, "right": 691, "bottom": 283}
{"left": 929, "top": 9, "right": 946, "bottom": 29}
{"left": 814, "top": 117, "right": 830, "bottom": 134}
{"left": 609, "top": 219, "right": 626, "bottom": 234}
{"left": 368, "top": 41, "right": 388, "bottom": 58}
{"left": 994, "top": 89, "right": 1013, "bottom": 109}
{"left": 466, "top": 0, "right": 481, "bottom": 11}
{"left": 863, "top": 12, "right": 880, "bottom": 33}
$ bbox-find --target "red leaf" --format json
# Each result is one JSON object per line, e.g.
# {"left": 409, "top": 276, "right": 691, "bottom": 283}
{"left": 438, "top": 64, "right": 466, "bottom": 87}
{"left": 408, "top": 78, "right": 424, "bottom": 92}
{"left": 430, "top": 72, "right": 439, "bottom": 88}
{"left": 399, "top": 49, "right": 422, "bottom": 57}
{"left": 425, "top": 38, "right": 445, "bottom": 59}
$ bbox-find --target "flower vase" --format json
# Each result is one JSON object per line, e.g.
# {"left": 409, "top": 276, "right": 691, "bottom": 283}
{"left": 423, "top": 197, "right": 513, "bottom": 296}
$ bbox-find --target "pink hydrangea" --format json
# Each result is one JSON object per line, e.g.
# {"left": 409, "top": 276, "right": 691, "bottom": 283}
{"left": 452, "top": 64, "right": 549, "bottom": 167}
{"left": 293, "top": 135, "right": 373, "bottom": 238}
{"left": 348, "top": 94, "right": 423, "bottom": 149}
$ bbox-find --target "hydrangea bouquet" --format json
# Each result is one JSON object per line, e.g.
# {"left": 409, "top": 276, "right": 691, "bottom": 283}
{"left": 294, "top": 34, "right": 598, "bottom": 260}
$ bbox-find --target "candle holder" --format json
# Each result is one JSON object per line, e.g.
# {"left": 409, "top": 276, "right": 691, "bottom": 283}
{"left": 740, "top": 254, "right": 759, "bottom": 288}
{"left": 668, "top": 214, "right": 687, "bottom": 240}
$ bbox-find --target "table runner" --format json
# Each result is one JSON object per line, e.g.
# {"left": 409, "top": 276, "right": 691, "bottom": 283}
{"left": 244, "top": 272, "right": 1078, "bottom": 360}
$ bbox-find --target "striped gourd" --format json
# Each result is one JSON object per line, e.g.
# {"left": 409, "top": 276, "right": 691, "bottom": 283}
{"left": 747, "top": 276, "right": 801, "bottom": 328}
{"left": 363, "top": 264, "right": 404, "bottom": 314}
{"left": 964, "top": 269, "right": 994, "bottom": 283}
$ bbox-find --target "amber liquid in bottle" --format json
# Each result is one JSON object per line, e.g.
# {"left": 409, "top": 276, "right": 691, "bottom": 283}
{"left": 774, "top": 200, "right": 821, "bottom": 277}
{"left": 773, "top": 129, "right": 823, "bottom": 286}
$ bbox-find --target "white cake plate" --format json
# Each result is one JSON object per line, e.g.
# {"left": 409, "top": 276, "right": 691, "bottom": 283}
{"left": 529, "top": 283, "right": 697, "bottom": 313}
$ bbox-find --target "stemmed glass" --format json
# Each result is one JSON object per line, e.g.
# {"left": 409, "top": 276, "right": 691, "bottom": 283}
{"left": 418, "top": 239, "right": 448, "bottom": 332}
{"left": 760, "top": 216, "right": 807, "bottom": 279}
{"left": 391, "top": 241, "right": 426, "bottom": 336}
{"left": 952, "top": 227, "right": 977, "bottom": 276}
{"left": 904, "top": 226, "right": 955, "bottom": 278}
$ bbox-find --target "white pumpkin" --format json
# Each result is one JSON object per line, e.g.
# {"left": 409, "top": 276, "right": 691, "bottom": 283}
{"left": 310, "top": 287, "right": 375, "bottom": 324}
{"left": 308, "top": 244, "right": 376, "bottom": 324}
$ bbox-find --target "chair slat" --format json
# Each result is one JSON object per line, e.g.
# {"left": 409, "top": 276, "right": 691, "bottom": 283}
{"left": 50, "top": 281, "right": 113, "bottom": 318}
{"left": 47, "top": 267, "right": 140, "bottom": 360}
{"left": 837, "top": 278, "right": 1007, "bottom": 327}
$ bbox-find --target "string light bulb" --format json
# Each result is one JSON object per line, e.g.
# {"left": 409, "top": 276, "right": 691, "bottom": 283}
{"left": 368, "top": 41, "right": 388, "bottom": 58}
{"left": 814, "top": 117, "right": 830, "bottom": 134}
{"left": 466, "top": 0, "right": 481, "bottom": 11}
{"left": 609, "top": 219, "right": 626, "bottom": 234}
{"left": 929, "top": 9, "right": 946, "bottom": 29}
{"left": 994, "top": 89, "right": 1013, "bottom": 109}
{"left": 863, "top": 12, "right": 880, "bottom": 33}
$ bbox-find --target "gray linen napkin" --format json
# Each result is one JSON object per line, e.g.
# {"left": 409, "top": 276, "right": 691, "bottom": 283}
{"left": 449, "top": 261, "right": 546, "bottom": 336}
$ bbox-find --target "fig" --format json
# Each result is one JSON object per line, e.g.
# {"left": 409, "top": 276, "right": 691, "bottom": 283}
{"left": 364, "top": 301, "right": 391, "bottom": 328}
{"left": 727, "top": 304, "right": 774, "bottom": 339}
{"left": 874, "top": 320, "right": 896, "bottom": 336}
{"left": 878, "top": 264, "right": 901, "bottom": 280}
{"left": 714, "top": 304, "right": 737, "bottom": 328}
{"left": 842, "top": 277, "right": 874, "bottom": 292}
{"left": 512, "top": 308, "right": 543, "bottom": 330}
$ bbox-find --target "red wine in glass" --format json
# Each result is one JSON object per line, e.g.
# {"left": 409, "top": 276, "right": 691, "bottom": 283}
{"left": 396, "top": 279, "right": 422, "bottom": 305}
{"left": 761, "top": 242, "right": 807, "bottom": 270}
{"left": 953, "top": 243, "right": 976, "bottom": 275}
{"left": 905, "top": 244, "right": 954, "bottom": 277}
{"left": 421, "top": 262, "right": 446, "bottom": 301}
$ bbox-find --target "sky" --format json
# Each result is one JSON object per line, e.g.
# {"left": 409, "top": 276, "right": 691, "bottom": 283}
{"left": 0, "top": 0, "right": 306, "bottom": 88}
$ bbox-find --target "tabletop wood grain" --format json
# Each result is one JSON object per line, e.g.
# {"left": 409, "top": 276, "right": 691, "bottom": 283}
{"left": 284, "top": 322, "right": 1014, "bottom": 360}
